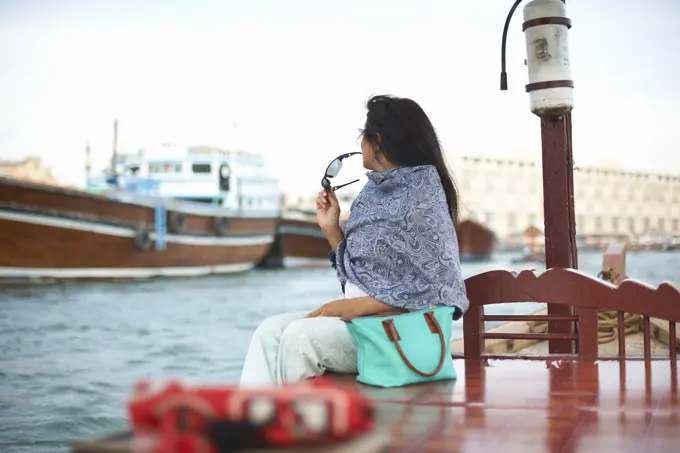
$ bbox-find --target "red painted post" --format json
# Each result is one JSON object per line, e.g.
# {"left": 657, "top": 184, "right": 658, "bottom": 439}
{"left": 500, "top": 0, "right": 585, "bottom": 354}
{"left": 516, "top": 0, "right": 581, "bottom": 355}
{"left": 540, "top": 112, "right": 578, "bottom": 353}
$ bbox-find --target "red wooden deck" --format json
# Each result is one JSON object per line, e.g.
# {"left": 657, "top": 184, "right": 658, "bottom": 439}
{"left": 323, "top": 263, "right": 680, "bottom": 452}
{"left": 330, "top": 358, "right": 679, "bottom": 452}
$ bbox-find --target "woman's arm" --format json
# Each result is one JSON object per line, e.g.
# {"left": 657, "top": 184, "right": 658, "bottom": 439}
{"left": 306, "top": 296, "right": 407, "bottom": 318}
{"left": 322, "top": 225, "right": 344, "bottom": 251}
{"left": 351, "top": 296, "right": 405, "bottom": 315}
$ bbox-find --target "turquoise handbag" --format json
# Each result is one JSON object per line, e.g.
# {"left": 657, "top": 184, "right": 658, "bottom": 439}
{"left": 342, "top": 306, "right": 457, "bottom": 388}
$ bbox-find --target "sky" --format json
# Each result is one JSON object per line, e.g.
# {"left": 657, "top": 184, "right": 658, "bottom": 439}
{"left": 1, "top": 0, "right": 679, "bottom": 196}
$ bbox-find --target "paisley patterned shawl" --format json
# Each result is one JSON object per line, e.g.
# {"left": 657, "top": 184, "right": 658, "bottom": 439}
{"left": 335, "top": 165, "right": 469, "bottom": 313}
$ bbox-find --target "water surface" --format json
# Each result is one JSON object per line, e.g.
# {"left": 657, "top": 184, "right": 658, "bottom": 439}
{"left": 0, "top": 251, "right": 677, "bottom": 452}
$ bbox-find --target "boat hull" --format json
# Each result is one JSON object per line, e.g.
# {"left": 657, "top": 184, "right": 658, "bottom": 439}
{"left": 456, "top": 220, "right": 495, "bottom": 262}
{"left": 0, "top": 177, "right": 278, "bottom": 280}
{"left": 259, "top": 217, "right": 331, "bottom": 269}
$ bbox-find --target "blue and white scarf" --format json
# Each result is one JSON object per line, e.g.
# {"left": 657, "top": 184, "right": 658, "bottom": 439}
{"left": 335, "top": 165, "right": 469, "bottom": 314}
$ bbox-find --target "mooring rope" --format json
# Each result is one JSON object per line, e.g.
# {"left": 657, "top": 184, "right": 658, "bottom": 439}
{"left": 528, "top": 267, "right": 642, "bottom": 344}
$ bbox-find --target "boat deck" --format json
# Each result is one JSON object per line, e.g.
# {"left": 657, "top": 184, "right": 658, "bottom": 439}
{"left": 327, "top": 358, "right": 679, "bottom": 452}
{"left": 70, "top": 358, "right": 679, "bottom": 453}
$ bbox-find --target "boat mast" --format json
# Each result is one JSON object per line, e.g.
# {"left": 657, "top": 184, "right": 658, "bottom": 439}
{"left": 85, "top": 142, "right": 92, "bottom": 186}
{"left": 110, "top": 119, "right": 118, "bottom": 174}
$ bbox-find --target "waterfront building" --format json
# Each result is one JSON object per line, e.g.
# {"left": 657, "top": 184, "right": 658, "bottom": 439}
{"left": 455, "top": 155, "right": 680, "bottom": 244}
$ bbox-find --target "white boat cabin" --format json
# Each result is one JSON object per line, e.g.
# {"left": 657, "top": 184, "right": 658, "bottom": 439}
{"left": 106, "top": 144, "right": 281, "bottom": 214}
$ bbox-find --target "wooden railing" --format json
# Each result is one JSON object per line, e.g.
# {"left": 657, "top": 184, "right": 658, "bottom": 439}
{"left": 461, "top": 266, "right": 680, "bottom": 361}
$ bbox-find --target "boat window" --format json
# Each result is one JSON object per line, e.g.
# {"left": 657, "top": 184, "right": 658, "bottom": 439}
{"left": 594, "top": 216, "right": 602, "bottom": 231}
{"left": 192, "top": 163, "right": 212, "bottom": 174}
{"left": 149, "top": 162, "right": 183, "bottom": 174}
{"left": 219, "top": 164, "right": 231, "bottom": 191}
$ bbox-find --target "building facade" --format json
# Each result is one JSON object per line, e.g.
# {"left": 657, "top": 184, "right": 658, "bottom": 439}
{"left": 0, "top": 156, "right": 59, "bottom": 186}
{"left": 574, "top": 167, "right": 680, "bottom": 238}
{"left": 455, "top": 155, "right": 680, "bottom": 243}
{"left": 456, "top": 156, "right": 544, "bottom": 241}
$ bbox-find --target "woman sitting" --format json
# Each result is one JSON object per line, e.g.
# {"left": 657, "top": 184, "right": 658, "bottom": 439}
{"left": 240, "top": 94, "right": 469, "bottom": 387}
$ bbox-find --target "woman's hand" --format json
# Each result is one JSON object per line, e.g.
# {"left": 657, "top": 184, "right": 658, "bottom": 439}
{"left": 306, "top": 298, "right": 360, "bottom": 318}
{"left": 306, "top": 296, "right": 406, "bottom": 318}
{"left": 316, "top": 189, "right": 340, "bottom": 232}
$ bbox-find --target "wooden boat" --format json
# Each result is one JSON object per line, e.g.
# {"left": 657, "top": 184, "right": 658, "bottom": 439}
{"left": 0, "top": 145, "right": 281, "bottom": 281}
{"left": 72, "top": 1, "right": 680, "bottom": 451}
{"left": 71, "top": 266, "right": 680, "bottom": 453}
{"left": 258, "top": 211, "right": 331, "bottom": 269}
{"left": 264, "top": 215, "right": 497, "bottom": 269}
{"left": 259, "top": 206, "right": 350, "bottom": 269}
{"left": 510, "top": 224, "right": 546, "bottom": 263}
{"left": 456, "top": 219, "right": 495, "bottom": 262}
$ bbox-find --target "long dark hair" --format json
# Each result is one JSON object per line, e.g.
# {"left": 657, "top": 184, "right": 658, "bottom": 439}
{"left": 360, "top": 94, "right": 460, "bottom": 224}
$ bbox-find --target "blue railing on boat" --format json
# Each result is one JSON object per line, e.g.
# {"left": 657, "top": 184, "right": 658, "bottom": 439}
{"left": 154, "top": 204, "right": 167, "bottom": 251}
{"left": 93, "top": 174, "right": 162, "bottom": 195}
{"left": 116, "top": 177, "right": 161, "bottom": 195}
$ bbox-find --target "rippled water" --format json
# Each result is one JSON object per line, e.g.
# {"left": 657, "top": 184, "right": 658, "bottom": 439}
{"left": 1, "top": 251, "right": 678, "bottom": 452}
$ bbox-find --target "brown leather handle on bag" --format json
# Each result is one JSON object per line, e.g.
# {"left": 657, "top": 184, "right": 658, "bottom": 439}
{"left": 381, "top": 311, "right": 447, "bottom": 378}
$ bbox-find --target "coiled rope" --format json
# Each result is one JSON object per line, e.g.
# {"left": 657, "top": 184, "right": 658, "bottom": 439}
{"left": 528, "top": 268, "right": 641, "bottom": 344}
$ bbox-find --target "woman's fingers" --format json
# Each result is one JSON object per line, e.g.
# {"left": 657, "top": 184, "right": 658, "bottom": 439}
{"left": 316, "top": 190, "right": 329, "bottom": 210}
{"left": 305, "top": 307, "right": 323, "bottom": 318}
{"left": 328, "top": 189, "right": 339, "bottom": 206}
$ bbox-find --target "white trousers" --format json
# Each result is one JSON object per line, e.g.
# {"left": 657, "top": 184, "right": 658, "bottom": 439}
{"left": 239, "top": 283, "right": 366, "bottom": 387}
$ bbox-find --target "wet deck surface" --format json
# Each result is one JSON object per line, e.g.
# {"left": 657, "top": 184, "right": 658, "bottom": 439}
{"left": 74, "top": 359, "right": 679, "bottom": 453}
{"left": 330, "top": 358, "right": 680, "bottom": 452}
